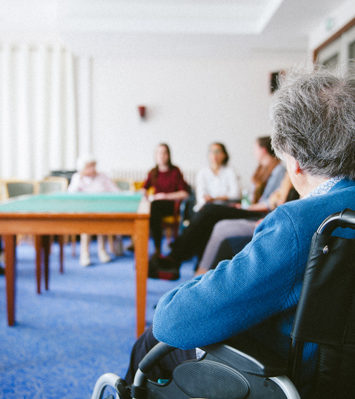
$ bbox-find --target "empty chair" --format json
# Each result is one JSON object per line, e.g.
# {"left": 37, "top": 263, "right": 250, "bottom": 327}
{"left": 3, "top": 180, "right": 36, "bottom": 199}
{"left": 114, "top": 179, "right": 133, "bottom": 192}
{"left": 2, "top": 180, "right": 37, "bottom": 244}
{"left": 37, "top": 177, "right": 68, "bottom": 194}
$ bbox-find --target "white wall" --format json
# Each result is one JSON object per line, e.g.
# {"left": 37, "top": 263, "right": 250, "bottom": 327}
{"left": 92, "top": 51, "right": 307, "bottom": 188}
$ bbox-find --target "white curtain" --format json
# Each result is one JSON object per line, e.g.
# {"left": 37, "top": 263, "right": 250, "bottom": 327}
{"left": 0, "top": 43, "right": 78, "bottom": 180}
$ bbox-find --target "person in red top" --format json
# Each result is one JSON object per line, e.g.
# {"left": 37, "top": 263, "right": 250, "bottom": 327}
{"left": 144, "top": 143, "right": 189, "bottom": 256}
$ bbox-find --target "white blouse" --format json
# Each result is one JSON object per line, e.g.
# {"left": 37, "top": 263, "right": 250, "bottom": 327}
{"left": 194, "top": 166, "right": 240, "bottom": 211}
{"left": 68, "top": 172, "right": 119, "bottom": 193}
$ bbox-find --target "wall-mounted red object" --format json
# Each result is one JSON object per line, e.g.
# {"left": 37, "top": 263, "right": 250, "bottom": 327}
{"left": 138, "top": 105, "right": 146, "bottom": 119}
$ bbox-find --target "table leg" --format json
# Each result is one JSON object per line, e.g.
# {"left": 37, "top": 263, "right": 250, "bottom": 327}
{"left": 134, "top": 218, "right": 149, "bottom": 337}
{"left": 42, "top": 235, "right": 50, "bottom": 290}
{"left": 34, "top": 235, "right": 42, "bottom": 294}
{"left": 4, "top": 235, "right": 16, "bottom": 326}
{"left": 58, "top": 235, "right": 64, "bottom": 274}
{"left": 71, "top": 235, "right": 76, "bottom": 257}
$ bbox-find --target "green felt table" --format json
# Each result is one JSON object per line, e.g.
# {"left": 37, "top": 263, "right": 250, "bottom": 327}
{"left": 0, "top": 192, "right": 143, "bottom": 213}
{"left": 0, "top": 192, "right": 150, "bottom": 336}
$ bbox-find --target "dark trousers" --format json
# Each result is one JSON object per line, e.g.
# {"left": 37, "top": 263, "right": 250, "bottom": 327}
{"left": 170, "top": 203, "right": 267, "bottom": 261}
{"left": 124, "top": 326, "right": 196, "bottom": 384}
{"left": 150, "top": 200, "right": 175, "bottom": 252}
{"left": 124, "top": 325, "right": 280, "bottom": 387}
{"left": 211, "top": 235, "right": 253, "bottom": 269}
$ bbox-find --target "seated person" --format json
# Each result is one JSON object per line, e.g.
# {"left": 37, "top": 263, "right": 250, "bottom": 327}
{"left": 150, "top": 136, "right": 285, "bottom": 279}
{"left": 123, "top": 69, "right": 355, "bottom": 398}
{"left": 143, "top": 143, "right": 189, "bottom": 256}
{"left": 194, "top": 142, "right": 240, "bottom": 212}
{"left": 195, "top": 173, "right": 298, "bottom": 274}
{"left": 68, "top": 154, "right": 122, "bottom": 267}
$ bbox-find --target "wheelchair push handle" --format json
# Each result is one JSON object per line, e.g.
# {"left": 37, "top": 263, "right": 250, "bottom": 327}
{"left": 317, "top": 208, "right": 355, "bottom": 235}
{"left": 133, "top": 342, "right": 175, "bottom": 392}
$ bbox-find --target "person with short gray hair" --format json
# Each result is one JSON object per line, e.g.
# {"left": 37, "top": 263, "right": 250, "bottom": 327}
{"left": 271, "top": 70, "right": 355, "bottom": 180}
{"left": 123, "top": 69, "right": 355, "bottom": 398}
{"left": 68, "top": 155, "right": 123, "bottom": 266}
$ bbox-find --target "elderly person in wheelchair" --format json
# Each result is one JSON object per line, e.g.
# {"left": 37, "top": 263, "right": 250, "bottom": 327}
{"left": 93, "top": 69, "right": 355, "bottom": 399}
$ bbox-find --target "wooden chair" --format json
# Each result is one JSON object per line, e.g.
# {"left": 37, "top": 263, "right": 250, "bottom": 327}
{"left": 36, "top": 176, "right": 68, "bottom": 194}
{"left": 1, "top": 178, "right": 68, "bottom": 292}
{"left": 113, "top": 178, "right": 133, "bottom": 192}
{"left": 132, "top": 180, "right": 145, "bottom": 191}
{"left": 3, "top": 179, "right": 36, "bottom": 199}
{"left": 161, "top": 200, "right": 182, "bottom": 244}
{"left": 127, "top": 183, "right": 181, "bottom": 249}
{"left": 2, "top": 179, "right": 37, "bottom": 244}
{"left": 1, "top": 179, "right": 45, "bottom": 293}
{"left": 0, "top": 180, "right": 7, "bottom": 201}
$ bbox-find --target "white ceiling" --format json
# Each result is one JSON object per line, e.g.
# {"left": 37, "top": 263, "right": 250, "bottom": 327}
{"left": 0, "top": 0, "right": 350, "bottom": 56}
{"left": 58, "top": 0, "right": 284, "bottom": 35}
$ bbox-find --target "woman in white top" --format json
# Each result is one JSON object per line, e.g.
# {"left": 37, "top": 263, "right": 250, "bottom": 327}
{"left": 68, "top": 154, "right": 122, "bottom": 267}
{"left": 194, "top": 142, "right": 239, "bottom": 211}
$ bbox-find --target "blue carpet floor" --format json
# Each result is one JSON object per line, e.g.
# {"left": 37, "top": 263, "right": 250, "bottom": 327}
{"left": 0, "top": 239, "right": 195, "bottom": 399}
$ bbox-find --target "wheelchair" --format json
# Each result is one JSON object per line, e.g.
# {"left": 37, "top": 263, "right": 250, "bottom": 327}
{"left": 91, "top": 209, "right": 355, "bottom": 399}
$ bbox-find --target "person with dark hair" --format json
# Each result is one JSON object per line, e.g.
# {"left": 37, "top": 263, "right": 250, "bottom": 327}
{"left": 194, "top": 142, "right": 239, "bottom": 212}
{"left": 143, "top": 143, "right": 189, "bottom": 256}
{"left": 149, "top": 136, "right": 285, "bottom": 280}
{"left": 123, "top": 69, "right": 355, "bottom": 398}
{"left": 250, "top": 136, "right": 280, "bottom": 204}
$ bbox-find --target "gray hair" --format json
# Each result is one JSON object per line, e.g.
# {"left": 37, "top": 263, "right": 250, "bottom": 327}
{"left": 77, "top": 153, "right": 96, "bottom": 171}
{"left": 270, "top": 69, "right": 355, "bottom": 179}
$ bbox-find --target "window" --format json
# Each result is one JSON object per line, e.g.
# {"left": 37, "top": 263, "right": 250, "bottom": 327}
{"left": 322, "top": 53, "right": 340, "bottom": 71}
{"left": 348, "top": 40, "right": 355, "bottom": 71}
{"left": 314, "top": 19, "right": 355, "bottom": 73}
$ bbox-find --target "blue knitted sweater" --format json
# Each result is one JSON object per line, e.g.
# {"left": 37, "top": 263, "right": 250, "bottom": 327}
{"left": 153, "top": 179, "right": 355, "bottom": 352}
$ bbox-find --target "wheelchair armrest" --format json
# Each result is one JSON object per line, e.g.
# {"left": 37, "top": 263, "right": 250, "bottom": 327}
{"left": 202, "top": 343, "right": 287, "bottom": 377}
{"left": 138, "top": 342, "right": 175, "bottom": 375}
